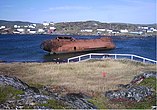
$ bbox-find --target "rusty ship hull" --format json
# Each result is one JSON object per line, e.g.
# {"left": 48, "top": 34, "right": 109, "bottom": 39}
{"left": 41, "top": 37, "right": 115, "bottom": 54}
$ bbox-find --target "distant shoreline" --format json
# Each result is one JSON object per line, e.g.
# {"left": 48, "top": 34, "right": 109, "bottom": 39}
{"left": 0, "top": 33, "right": 156, "bottom": 38}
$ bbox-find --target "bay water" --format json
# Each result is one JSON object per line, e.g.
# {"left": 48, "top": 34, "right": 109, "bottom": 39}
{"left": 0, "top": 34, "right": 156, "bottom": 62}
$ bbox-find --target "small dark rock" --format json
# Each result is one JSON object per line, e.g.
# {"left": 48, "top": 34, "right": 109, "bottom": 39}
{"left": 117, "top": 84, "right": 131, "bottom": 89}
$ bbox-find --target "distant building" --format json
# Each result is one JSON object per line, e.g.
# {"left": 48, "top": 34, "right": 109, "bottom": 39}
{"left": 28, "top": 25, "right": 35, "bottom": 29}
{"left": 32, "top": 24, "right": 36, "bottom": 27}
{"left": 106, "top": 29, "right": 113, "bottom": 33}
{"left": 120, "top": 29, "right": 128, "bottom": 33}
{"left": 130, "top": 31, "right": 143, "bottom": 35}
{"left": 38, "top": 29, "right": 45, "bottom": 33}
{"left": 14, "top": 25, "right": 18, "bottom": 28}
{"left": 28, "top": 29, "right": 36, "bottom": 34}
{"left": 43, "top": 22, "right": 49, "bottom": 26}
{"left": 24, "top": 26, "right": 28, "bottom": 28}
{"left": 50, "top": 27, "right": 56, "bottom": 30}
{"left": 50, "top": 22, "right": 54, "bottom": 25}
{"left": 150, "top": 28, "right": 157, "bottom": 32}
{"left": 17, "top": 28, "right": 25, "bottom": 33}
{"left": 13, "top": 30, "right": 20, "bottom": 34}
{"left": 81, "top": 29, "right": 93, "bottom": 32}
{"left": 147, "top": 30, "right": 153, "bottom": 33}
{"left": 112, "top": 30, "right": 120, "bottom": 34}
{"left": 0, "top": 26, "right": 5, "bottom": 29}
{"left": 140, "top": 26, "right": 149, "bottom": 30}
{"left": 153, "top": 29, "right": 157, "bottom": 32}
{"left": 97, "top": 29, "right": 106, "bottom": 32}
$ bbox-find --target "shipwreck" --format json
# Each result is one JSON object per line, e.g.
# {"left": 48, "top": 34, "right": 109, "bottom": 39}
{"left": 41, "top": 36, "right": 115, "bottom": 54}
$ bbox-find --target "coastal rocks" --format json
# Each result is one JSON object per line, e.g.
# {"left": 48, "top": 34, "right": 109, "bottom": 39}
{"left": 105, "top": 71, "right": 156, "bottom": 102}
{"left": 131, "top": 71, "right": 157, "bottom": 84}
{"left": 62, "top": 93, "right": 97, "bottom": 109}
{"left": 105, "top": 86, "right": 153, "bottom": 102}
{"left": 0, "top": 75, "right": 29, "bottom": 91}
{"left": 0, "top": 75, "right": 96, "bottom": 109}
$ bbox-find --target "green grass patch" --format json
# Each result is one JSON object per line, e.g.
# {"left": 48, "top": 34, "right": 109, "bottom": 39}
{"left": 88, "top": 97, "right": 106, "bottom": 109}
{"left": 125, "top": 95, "right": 156, "bottom": 109}
{"left": 138, "top": 77, "right": 156, "bottom": 90}
{"left": 29, "top": 83, "right": 44, "bottom": 89}
{"left": 0, "top": 85, "right": 24, "bottom": 103}
{"left": 39, "top": 99, "right": 66, "bottom": 109}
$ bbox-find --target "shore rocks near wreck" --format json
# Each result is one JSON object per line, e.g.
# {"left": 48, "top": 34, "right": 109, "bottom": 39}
{"left": 0, "top": 75, "right": 97, "bottom": 109}
{"left": 105, "top": 71, "right": 156, "bottom": 102}
{"left": 105, "top": 86, "right": 153, "bottom": 102}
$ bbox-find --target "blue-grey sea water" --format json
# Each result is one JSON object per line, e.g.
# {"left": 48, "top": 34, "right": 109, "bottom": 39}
{"left": 0, "top": 34, "right": 156, "bottom": 62}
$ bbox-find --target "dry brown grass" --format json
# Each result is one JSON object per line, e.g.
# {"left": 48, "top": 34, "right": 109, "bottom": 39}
{"left": 0, "top": 59, "right": 156, "bottom": 95}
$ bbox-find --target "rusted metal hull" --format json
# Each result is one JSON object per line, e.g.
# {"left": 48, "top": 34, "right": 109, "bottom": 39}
{"left": 41, "top": 37, "right": 115, "bottom": 54}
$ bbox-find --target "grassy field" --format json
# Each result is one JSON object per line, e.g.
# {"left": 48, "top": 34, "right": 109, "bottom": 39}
{"left": 0, "top": 59, "right": 156, "bottom": 95}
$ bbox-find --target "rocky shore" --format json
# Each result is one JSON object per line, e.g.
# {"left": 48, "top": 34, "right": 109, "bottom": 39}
{"left": 0, "top": 71, "right": 156, "bottom": 109}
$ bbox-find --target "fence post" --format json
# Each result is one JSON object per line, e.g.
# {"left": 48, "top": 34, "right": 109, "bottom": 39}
{"left": 89, "top": 54, "right": 92, "bottom": 59}
{"left": 67, "top": 59, "right": 70, "bottom": 63}
{"left": 131, "top": 55, "right": 133, "bottom": 60}
{"left": 78, "top": 56, "right": 81, "bottom": 62}
{"left": 115, "top": 55, "right": 117, "bottom": 59}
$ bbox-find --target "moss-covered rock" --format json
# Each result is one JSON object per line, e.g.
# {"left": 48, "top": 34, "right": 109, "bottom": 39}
{"left": 0, "top": 85, "right": 24, "bottom": 103}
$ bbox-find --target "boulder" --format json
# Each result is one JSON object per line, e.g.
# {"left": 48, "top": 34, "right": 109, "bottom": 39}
{"left": 105, "top": 86, "right": 153, "bottom": 102}
{"left": 105, "top": 71, "right": 156, "bottom": 102}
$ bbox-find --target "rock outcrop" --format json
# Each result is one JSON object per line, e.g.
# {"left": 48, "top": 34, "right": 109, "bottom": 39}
{"left": 105, "top": 71, "right": 156, "bottom": 102}
{"left": 0, "top": 75, "right": 97, "bottom": 109}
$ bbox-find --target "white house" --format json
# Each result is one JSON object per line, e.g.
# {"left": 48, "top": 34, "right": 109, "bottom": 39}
{"left": 14, "top": 25, "right": 18, "bottom": 28}
{"left": 32, "top": 24, "right": 36, "bottom": 27}
{"left": 38, "top": 29, "right": 45, "bottom": 33}
{"left": 106, "top": 29, "right": 113, "bottom": 33}
{"left": 28, "top": 25, "right": 35, "bottom": 29}
{"left": 13, "top": 30, "right": 20, "bottom": 34}
{"left": 24, "top": 26, "right": 28, "bottom": 28}
{"left": 43, "top": 22, "right": 49, "bottom": 26}
{"left": 130, "top": 31, "right": 143, "bottom": 35}
{"left": 150, "top": 28, "right": 157, "bottom": 32}
{"left": 81, "top": 29, "right": 93, "bottom": 32}
{"left": 147, "top": 30, "right": 153, "bottom": 33}
{"left": 112, "top": 30, "right": 120, "bottom": 34}
{"left": 17, "top": 28, "right": 25, "bottom": 32}
{"left": 50, "top": 27, "right": 56, "bottom": 30}
{"left": 153, "top": 29, "right": 157, "bottom": 32}
{"left": 142, "top": 26, "right": 149, "bottom": 30}
{"left": 120, "top": 29, "right": 128, "bottom": 33}
{"left": 0, "top": 26, "right": 5, "bottom": 29}
{"left": 50, "top": 22, "right": 54, "bottom": 25}
{"left": 28, "top": 29, "right": 36, "bottom": 34}
{"left": 97, "top": 29, "right": 106, "bottom": 32}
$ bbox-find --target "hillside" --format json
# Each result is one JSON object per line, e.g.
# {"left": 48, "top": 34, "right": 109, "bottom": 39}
{"left": 0, "top": 20, "right": 36, "bottom": 27}
{"left": 0, "top": 20, "right": 156, "bottom": 36}
{"left": 54, "top": 20, "right": 157, "bottom": 35}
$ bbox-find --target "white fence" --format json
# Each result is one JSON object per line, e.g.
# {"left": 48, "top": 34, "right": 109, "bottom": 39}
{"left": 67, "top": 53, "right": 157, "bottom": 64}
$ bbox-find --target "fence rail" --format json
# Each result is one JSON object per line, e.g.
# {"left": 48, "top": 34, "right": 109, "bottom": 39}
{"left": 67, "top": 53, "right": 157, "bottom": 64}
